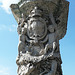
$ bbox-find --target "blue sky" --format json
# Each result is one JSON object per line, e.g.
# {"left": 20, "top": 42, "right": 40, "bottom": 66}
{"left": 0, "top": 0, "right": 75, "bottom": 75}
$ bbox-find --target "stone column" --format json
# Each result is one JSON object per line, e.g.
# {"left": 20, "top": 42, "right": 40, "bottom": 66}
{"left": 10, "top": 0, "right": 69, "bottom": 75}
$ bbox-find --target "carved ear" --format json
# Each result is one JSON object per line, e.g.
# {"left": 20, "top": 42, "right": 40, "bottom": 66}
{"left": 10, "top": 4, "right": 21, "bottom": 22}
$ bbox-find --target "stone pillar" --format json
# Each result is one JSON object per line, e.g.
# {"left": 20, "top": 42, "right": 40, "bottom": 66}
{"left": 10, "top": 0, "right": 69, "bottom": 75}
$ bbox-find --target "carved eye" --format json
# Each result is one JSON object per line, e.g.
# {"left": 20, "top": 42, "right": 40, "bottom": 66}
{"left": 33, "top": 35, "right": 35, "bottom": 37}
{"left": 56, "top": 19, "right": 60, "bottom": 24}
{"left": 37, "top": 35, "right": 39, "bottom": 37}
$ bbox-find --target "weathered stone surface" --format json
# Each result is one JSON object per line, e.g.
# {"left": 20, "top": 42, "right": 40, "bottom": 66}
{"left": 10, "top": 0, "right": 69, "bottom": 75}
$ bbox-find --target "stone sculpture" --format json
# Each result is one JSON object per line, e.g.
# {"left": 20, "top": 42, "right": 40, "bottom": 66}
{"left": 10, "top": 0, "right": 69, "bottom": 75}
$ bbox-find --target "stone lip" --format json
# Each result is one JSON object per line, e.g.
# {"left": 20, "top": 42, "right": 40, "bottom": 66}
{"left": 10, "top": 0, "right": 69, "bottom": 40}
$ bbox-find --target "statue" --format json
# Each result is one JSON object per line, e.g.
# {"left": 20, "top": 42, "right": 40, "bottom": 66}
{"left": 10, "top": 0, "right": 69, "bottom": 75}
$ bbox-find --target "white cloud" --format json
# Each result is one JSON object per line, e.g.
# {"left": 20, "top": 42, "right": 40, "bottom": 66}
{"left": 0, "top": 0, "right": 19, "bottom": 14}
{"left": 0, "top": 25, "right": 17, "bottom": 32}
{"left": 0, "top": 66, "right": 9, "bottom": 75}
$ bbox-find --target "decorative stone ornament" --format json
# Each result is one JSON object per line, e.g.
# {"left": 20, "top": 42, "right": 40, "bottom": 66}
{"left": 10, "top": 0, "right": 69, "bottom": 75}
